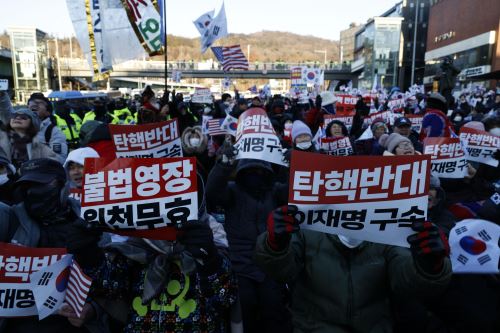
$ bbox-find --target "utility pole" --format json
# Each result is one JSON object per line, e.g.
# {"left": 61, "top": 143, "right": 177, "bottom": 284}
{"left": 411, "top": 0, "right": 420, "bottom": 85}
{"left": 55, "top": 38, "right": 62, "bottom": 91}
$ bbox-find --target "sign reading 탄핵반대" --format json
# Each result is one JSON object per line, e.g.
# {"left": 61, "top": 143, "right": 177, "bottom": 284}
{"left": 459, "top": 127, "right": 500, "bottom": 167}
{"left": 289, "top": 151, "right": 431, "bottom": 247}
{"left": 80, "top": 157, "right": 198, "bottom": 240}
{"left": 424, "top": 137, "right": 467, "bottom": 179}
{"left": 109, "top": 119, "right": 182, "bottom": 158}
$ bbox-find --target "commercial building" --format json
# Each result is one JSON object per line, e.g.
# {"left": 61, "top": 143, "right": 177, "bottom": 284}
{"left": 352, "top": 2, "right": 404, "bottom": 90}
{"left": 424, "top": 0, "right": 500, "bottom": 88}
{"left": 7, "top": 27, "right": 49, "bottom": 103}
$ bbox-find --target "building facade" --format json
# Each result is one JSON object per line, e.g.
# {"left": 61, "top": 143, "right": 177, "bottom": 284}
{"left": 8, "top": 27, "right": 49, "bottom": 103}
{"left": 424, "top": 0, "right": 500, "bottom": 88}
{"left": 340, "top": 23, "right": 362, "bottom": 63}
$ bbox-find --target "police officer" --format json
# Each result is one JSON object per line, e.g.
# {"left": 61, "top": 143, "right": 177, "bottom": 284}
{"left": 54, "top": 100, "right": 83, "bottom": 149}
{"left": 112, "top": 97, "right": 135, "bottom": 124}
{"left": 82, "top": 98, "right": 118, "bottom": 125}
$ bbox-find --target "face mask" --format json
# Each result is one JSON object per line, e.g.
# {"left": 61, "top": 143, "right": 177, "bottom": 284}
{"left": 489, "top": 127, "right": 500, "bottom": 136}
{"left": 296, "top": 141, "right": 312, "bottom": 150}
{"left": 338, "top": 235, "right": 363, "bottom": 248}
{"left": 453, "top": 115, "right": 462, "bottom": 122}
{"left": 189, "top": 138, "right": 201, "bottom": 147}
{"left": 203, "top": 107, "right": 211, "bottom": 114}
{"left": 24, "top": 183, "right": 63, "bottom": 220}
{"left": 0, "top": 174, "right": 9, "bottom": 186}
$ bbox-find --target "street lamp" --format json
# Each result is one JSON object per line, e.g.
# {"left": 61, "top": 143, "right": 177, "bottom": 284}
{"left": 314, "top": 50, "right": 327, "bottom": 66}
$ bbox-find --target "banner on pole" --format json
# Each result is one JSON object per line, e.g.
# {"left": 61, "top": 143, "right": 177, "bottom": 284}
{"left": 0, "top": 243, "right": 66, "bottom": 317}
{"left": 81, "top": 157, "right": 198, "bottom": 240}
{"left": 234, "top": 108, "right": 287, "bottom": 166}
{"left": 459, "top": 127, "right": 500, "bottom": 167}
{"left": 191, "top": 88, "right": 213, "bottom": 104}
{"left": 424, "top": 137, "right": 468, "bottom": 179}
{"left": 289, "top": 152, "right": 431, "bottom": 247}
{"left": 109, "top": 120, "right": 182, "bottom": 158}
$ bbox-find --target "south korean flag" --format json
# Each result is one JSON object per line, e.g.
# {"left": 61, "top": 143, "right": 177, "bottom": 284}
{"left": 30, "top": 255, "right": 73, "bottom": 319}
{"left": 449, "top": 219, "right": 500, "bottom": 274}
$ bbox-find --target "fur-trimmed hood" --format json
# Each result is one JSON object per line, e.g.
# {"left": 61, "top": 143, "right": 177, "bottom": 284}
{"left": 181, "top": 126, "right": 208, "bottom": 155}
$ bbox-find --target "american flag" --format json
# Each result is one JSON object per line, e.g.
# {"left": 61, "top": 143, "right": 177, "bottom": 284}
{"left": 65, "top": 260, "right": 92, "bottom": 317}
{"left": 211, "top": 45, "right": 249, "bottom": 71}
{"left": 206, "top": 118, "right": 227, "bottom": 136}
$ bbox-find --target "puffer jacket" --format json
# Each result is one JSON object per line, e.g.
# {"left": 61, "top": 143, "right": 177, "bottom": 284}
{"left": 255, "top": 230, "right": 452, "bottom": 333}
{"left": 206, "top": 159, "right": 288, "bottom": 281}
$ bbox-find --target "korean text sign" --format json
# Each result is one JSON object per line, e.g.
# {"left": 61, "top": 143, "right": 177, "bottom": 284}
{"left": 323, "top": 114, "right": 354, "bottom": 131}
{"left": 459, "top": 127, "right": 499, "bottom": 167}
{"left": 0, "top": 243, "right": 66, "bottom": 317}
{"left": 423, "top": 137, "right": 467, "bottom": 179}
{"left": 406, "top": 115, "right": 423, "bottom": 133}
{"left": 109, "top": 119, "right": 182, "bottom": 158}
{"left": 320, "top": 137, "right": 354, "bottom": 156}
{"left": 289, "top": 151, "right": 431, "bottom": 247}
{"left": 80, "top": 157, "right": 198, "bottom": 240}
{"left": 234, "top": 108, "right": 287, "bottom": 166}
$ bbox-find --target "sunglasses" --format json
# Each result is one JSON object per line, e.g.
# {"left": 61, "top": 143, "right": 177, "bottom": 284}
{"left": 11, "top": 114, "right": 30, "bottom": 121}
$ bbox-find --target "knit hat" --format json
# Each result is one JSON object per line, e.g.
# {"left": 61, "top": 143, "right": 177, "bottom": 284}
{"left": 370, "top": 117, "right": 386, "bottom": 132}
{"left": 12, "top": 108, "right": 41, "bottom": 133}
{"left": 379, "top": 133, "right": 412, "bottom": 153}
{"left": 64, "top": 147, "right": 99, "bottom": 169}
{"left": 291, "top": 120, "right": 312, "bottom": 142}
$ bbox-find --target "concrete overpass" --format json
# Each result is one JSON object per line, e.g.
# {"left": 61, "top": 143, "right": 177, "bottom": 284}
{"left": 59, "top": 58, "right": 357, "bottom": 84}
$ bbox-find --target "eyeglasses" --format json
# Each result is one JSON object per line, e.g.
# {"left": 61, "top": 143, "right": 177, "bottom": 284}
{"left": 11, "top": 114, "right": 30, "bottom": 121}
{"left": 397, "top": 142, "right": 413, "bottom": 149}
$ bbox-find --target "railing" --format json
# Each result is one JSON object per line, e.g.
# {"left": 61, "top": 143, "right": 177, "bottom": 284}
{"left": 58, "top": 58, "right": 351, "bottom": 72}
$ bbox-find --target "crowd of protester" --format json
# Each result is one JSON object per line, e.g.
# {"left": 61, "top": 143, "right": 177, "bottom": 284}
{"left": 0, "top": 83, "right": 498, "bottom": 333}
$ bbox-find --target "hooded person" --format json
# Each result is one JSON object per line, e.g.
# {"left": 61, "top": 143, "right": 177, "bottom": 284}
{"left": 0, "top": 108, "right": 59, "bottom": 170}
{"left": 206, "top": 146, "right": 292, "bottom": 333}
{"left": 64, "top": 147, "right": 100, "bottom": 190}
{"left": 254, "top": 202, "right": 452, "bottom": 333}
{"left": 91, "top": 172, "right": 238, "bottom": 333}
{"left": 181, "top": 126, "right": 213, "bottom": 181}
{"left": 291, "top": 120, "right": 316, "bottom": 152}
{"left": 0, "top": 158, "right": 106, "bottom": 332}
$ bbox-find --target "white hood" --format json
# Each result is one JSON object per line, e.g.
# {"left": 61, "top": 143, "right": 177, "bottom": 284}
{"left": 64, "top": 147, "right": 100, "bottom": 169}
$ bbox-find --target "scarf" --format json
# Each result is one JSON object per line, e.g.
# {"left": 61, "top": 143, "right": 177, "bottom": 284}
{"left": 9, "top": 131, "right": 31, "bottom": 169}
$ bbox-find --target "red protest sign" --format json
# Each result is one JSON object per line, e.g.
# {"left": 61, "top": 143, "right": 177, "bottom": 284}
{"left": 424, "top": 137, "right": 467, "bottom": 178}
{"left": 334, "top": 94, "right": 357, "bottom": 116}
{"left": 320, "top": 137, "right": 354, "bottom": 156}
{"left": 109, "top": 119, "right": 182, "bottom": 158}
{"left": 323, "top": 113, "right": 355, "bottom": 131}
{"left": 289, "top": 151, "right": 431, "bottom": 247}
{"left": 0, "top": 243, "right": 66, "bottom": 317}
{"left": 234, "top": 108, "right": 286, "bottom": 166}
{"left": 81, "top": 157, "right": 198, "bottom": 240}
{"left": 459, "top": 127, "right": 500, "bottom": 167}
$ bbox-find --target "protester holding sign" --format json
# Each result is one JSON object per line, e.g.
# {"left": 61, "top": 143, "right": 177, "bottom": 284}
{"left": 0, "top": 158, "right": 105, "bottom": 332}
{"left": 206, "top": 145, "right": 292, "bottom": 332}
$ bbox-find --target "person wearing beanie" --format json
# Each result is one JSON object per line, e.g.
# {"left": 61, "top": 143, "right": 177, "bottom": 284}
{"left": 379, "top": 133, "right": 415, "bottom": 155}
{"left": 181, "top": 126, "right": 213, "bottom": 181}
{"left": 63, "top": 147, "right": 99, "bottom": 190}
{"left": 26, "top": 92, "right": 68, "bottom": 162}
{"left": 0, "top": 109, "right": 58, "bottom": 170}
{"left": 291, "top": 120, "right": 315, "bottom": 152}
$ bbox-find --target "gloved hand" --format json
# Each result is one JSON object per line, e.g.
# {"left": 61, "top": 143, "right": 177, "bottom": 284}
{"left": 177, "top": 221, "right": 219, "bottom": 272}
{"left": 407, "top": 221, "right": 450, "bottom": 275}
{"left": 315, "top": 95, "right": 322, "bottom": 110}
{"left": 221, "top": 141, "right": 238, "bottom": 165}
{"left": 266, "top": 205, "right": 300, "bottom": 251}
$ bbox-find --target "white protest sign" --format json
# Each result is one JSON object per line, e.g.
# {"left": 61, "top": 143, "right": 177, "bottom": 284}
{"left": 191, "top": 88, "right": 213, "bottom": 104}
{"left": 449, "top": 219, "right": 500, "bottom": 274}
{"left": 289, "top": 152, "right": 431, "bottom": 247}
{"left": 424, "top": 137, "right": 468, "bottom": 179}
{"left": 234, "top": 108, "right": 287, "bottom": 166}
{"left": 0, "top": 79, "right": 8, "bottom": 91}
{"left": 459, "top": 127, "right": 500, "bottom": 167}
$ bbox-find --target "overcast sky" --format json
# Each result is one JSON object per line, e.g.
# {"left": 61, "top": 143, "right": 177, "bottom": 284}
{"left": 0, "top": 0, "right": 399, "bottom": 40}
